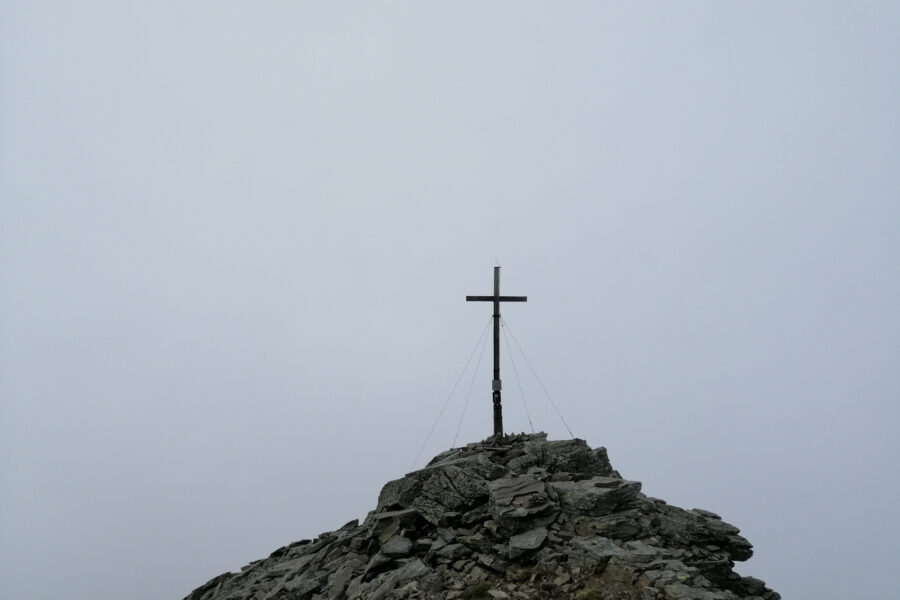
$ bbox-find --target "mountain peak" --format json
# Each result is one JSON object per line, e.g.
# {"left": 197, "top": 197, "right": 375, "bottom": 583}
{"left": 186, "top": 434, "right": 779, "bottom": 600}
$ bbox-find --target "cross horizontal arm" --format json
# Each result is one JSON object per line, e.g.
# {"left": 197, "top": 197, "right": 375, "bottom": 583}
{"left": 466, "top": 296, "right": 528, "bottom": 302}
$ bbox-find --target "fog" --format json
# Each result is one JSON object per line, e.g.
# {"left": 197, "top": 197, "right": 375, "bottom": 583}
{"left": 1, "top": 3, "right": 898, "bottom": 599}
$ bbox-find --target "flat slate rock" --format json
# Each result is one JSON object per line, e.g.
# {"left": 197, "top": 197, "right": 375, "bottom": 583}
{"left": 508, "top": 527, "right": 547, "bottom": 558}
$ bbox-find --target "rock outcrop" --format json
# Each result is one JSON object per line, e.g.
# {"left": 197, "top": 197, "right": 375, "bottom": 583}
{"left": 185, "top": 433, "right": 779, "bottom": 600}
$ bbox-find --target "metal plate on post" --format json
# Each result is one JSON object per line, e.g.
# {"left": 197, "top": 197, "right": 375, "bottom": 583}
{"left": 492, "top": 379, "right": 502, "bottom": 391}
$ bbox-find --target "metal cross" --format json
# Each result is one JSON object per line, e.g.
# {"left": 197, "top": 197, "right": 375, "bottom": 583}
{"left": 466, "top": 266, "right": 527, "bottom": 438}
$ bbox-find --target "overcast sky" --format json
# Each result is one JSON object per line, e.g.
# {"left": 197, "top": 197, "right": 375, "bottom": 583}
{"left": 1, "top": 3, "right": 898, "bottom": 599}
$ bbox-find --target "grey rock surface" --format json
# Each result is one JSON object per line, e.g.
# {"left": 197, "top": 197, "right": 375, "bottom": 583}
{"left": 185, "top": 433, "right": 779, "bottom": 600}
{"left": 507, "top": 527, "right": 547, "bottom": 559}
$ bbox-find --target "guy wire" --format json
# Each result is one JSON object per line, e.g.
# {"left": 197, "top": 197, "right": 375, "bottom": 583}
{"left": 453, "top": 320, "right": 491, "bottom": 448}
{"left": 412, "top": 315, "right": 493, "bottom": 470}
{"left": 500, "top": 317, "right": 575, "bottom": 438}
{"left": 502, "top": 320, "right": 535, "bottom": 434}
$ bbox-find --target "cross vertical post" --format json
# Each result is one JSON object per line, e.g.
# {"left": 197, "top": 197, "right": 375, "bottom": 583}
{"left": 466, "top": 267, "right": 527, "bottom": 438}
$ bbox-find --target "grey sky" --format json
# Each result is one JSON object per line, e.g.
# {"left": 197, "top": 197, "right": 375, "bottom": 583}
{"left": 1, "top": 3, "right": 898, "bottom": 599}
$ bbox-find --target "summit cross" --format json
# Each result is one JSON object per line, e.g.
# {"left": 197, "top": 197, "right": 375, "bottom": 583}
{"left": 466, "top": 266, "right": 527, "bottom": 438}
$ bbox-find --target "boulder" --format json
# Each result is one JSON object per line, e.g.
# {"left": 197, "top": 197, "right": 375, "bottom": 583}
{"left": 550, "top": 476, "right": 642, "bottom": 516}
{"left": 489, "top": 475, "right": 559, "bottom": 531}
{"left": 508, "top": 527, "right": 548, "bottom": 559}
{"left": 381, "top": 535, "right": 412, "bottom": 557}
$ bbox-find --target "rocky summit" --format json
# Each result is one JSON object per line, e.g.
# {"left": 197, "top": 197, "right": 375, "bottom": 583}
{"left": 185, "top": 433, "right": 779, "bottom": 600}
